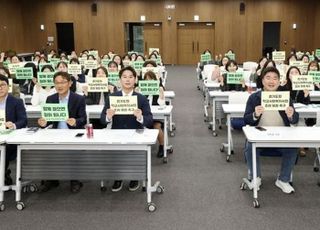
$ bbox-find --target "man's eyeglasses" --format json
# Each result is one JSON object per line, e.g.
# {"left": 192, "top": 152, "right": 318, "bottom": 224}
{"left": 54, "top": 81, "right": 69, "bottom": 86}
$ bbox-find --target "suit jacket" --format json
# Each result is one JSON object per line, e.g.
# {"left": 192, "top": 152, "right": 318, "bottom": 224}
{"left": 85, "top": 83, "right": 118, "bottom": 105}
{"left": 45, "top": 91, "right": 87, "bottom": 129}
{"left": 100, "top": 91, "right": 153, "bottom": 129}
{"left": 5, "top": 94, "right": 27, "bottom": 160}
{"left": 5, "top": 94, "right": 27, "bottom": 128}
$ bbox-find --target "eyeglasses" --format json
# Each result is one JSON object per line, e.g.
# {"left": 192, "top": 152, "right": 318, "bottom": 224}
{"left": 54, "top": 81, "right": 69, "bottom": 86}
{"left": 0, "top": 83, "right": 8, "bottom": 88}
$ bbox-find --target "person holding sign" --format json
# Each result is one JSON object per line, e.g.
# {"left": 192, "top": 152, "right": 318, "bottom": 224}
{"left": 0, "top": 66, "right": 20, "bottom": 98}
{"left": 138, "top": 71, "right": 165, "bottom": 158}
{"left": 56, "top": 61, "right": 78, "bottom": 93}
{"left": 280, "top": 66, "right": 310, "bottom": 104}
{"left": 18, "top": 62, "right": 37, "bottom": 95}
{"left": 243, "top": 67, "right": 299, "bottom": 194}
{"left": 100, "top": 66, "right": 153, "bottom": 192}
{"left": 107, "top": 61, "right": 119, "bottom": 73}
{"left": 0, "top": 75, "right": 27, "bottom": 185}
{"left": 256, "top": 60, "right": 276, "bottom": 89}
{"left": 37, "top": 71, "right": 87, "bottom": 193}
{"left": 218, "top": 60, "right": 246, "bottom": 91}
{"left": 69, "top": 58, "right": 86, "bottom": 83}
{"left": 31, "top": 65, "right": 56, "bottom": 106}
{"left": 280, "top": 66, "right": 311, "bottom": 156}
{"left": 308, "top": 60, "right": 320, "bottom": 90}
{"left": 112, "top": 55, "right": 124, "bottom": 70}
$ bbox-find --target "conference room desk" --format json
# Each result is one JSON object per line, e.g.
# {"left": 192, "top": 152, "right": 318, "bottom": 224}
{"left": 6, "top": 128, "right": 163, "bottom": 212}
{"left": 0, "top": 130, "right": 17, "bottom": 211}
{"left": 203, "top": 81, "right": 220, "bottom": 127}
{"left": 242, "top": 126, "right": 320, "bottom": 208}
{"left": 164, "top": 91, "right": 176, "bottom": 136}
{"left": 25, "top": 105, "right": 174, "bottom": 164}
{"left": 310, "top": 91, "right": 320, "bottom": 102}
{"left": 222, "top": 103, "right": 320, "bottom": 162}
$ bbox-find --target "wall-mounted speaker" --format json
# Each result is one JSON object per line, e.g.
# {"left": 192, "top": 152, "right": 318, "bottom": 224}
{"left": 91, "top": 3, "right": 97, "bottom": 13}
{"left": 240, "top": 2, "right": 245, "bottom": 13}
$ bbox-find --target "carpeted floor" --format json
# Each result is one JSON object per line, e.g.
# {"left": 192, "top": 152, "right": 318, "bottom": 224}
{"left": 1, "top": 65, "right": 320, "bottom": 230}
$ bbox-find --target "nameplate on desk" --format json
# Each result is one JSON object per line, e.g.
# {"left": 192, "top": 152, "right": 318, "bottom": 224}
{"left": 291, "top": 75, "right": 314, "bottom": 91}
{"left": 261, "top": 91, "right": 289, "bottom": 111}
{"left": 109, "top": 96, "right": 138, "bottom": 115}
{"left": 87, "top": 77, "right": 108, "bottom": 92}
{"left": 41, "top": 104, "right": 69, "bottom": 122}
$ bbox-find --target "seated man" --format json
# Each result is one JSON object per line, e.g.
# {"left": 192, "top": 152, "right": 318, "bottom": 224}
{"left": 38, "top": 71, "right": 87, "bottom": 193}
{"left": 0, "top": 75, "right": 27, "bottom": 185}
{"left": 244, "top": 67, "right": 299, "bottom": 194}
{"left": 100, "top": 66, "right": 153, "bottom": 192}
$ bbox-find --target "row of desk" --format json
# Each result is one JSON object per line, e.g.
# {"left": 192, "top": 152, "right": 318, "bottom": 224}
{"left": 0, "top": 128, "right": 163, "bottom": 212}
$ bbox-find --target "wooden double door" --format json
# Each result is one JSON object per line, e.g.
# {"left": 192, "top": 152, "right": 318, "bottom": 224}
{"left": 177, "top": 22, "right": 215, "bottom": 65}
{"left": 144, "top": 23, "right": 162, "bottom": 55}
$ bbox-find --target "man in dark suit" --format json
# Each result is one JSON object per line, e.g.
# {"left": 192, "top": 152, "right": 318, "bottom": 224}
{"left": 38, "top": 71, "right": 87, "bottom": 193}
{"left": 101, "top": 66, "right": 153, "bottom": 192}
{"left": 0, "top": 75, "right": 27, "bottom": 185}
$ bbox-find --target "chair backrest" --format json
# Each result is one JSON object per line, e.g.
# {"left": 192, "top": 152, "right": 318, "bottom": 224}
{"left": 228, "top": 91, "right": 250, "bottom": 104}
{"left": 203, "top": 64, "right": 218, "bottom": 81}
{"left": 243, "top": 61, "right": 258, "bottom": 71}
{"left": 315, "top": 111, "right": 320, "bottom": 127}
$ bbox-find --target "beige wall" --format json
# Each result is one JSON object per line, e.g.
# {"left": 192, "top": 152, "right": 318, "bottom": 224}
{"left": 1, "top": 0, "right": 319, "bottom": 63}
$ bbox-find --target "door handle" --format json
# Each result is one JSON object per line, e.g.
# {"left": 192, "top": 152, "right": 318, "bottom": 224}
{"left": 192, "top": 41, "right": 194, "bottom": 53}
{"left": 145, "top": 42, "right": 147, "bottom": 53}
{"left": 197, "top": 41, "right": 199, "bottom": 53}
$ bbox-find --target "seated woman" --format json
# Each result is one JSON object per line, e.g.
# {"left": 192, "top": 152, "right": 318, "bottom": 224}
{"left": 244, "top": 67, "right": 299, "bottom": 194}
{"left": 218, "top": 60, "right": 246, "bottom": 91}
{"left": 69, "top": 58, "right": 86, "bottom": 83}
{"left": 137, "top": 71, "right": 165, "bottom": 157}
{"left": 31, "top": 65, "right": 56, "bottom": 106}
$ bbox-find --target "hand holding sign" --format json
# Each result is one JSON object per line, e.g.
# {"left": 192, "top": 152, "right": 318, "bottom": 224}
{"left": 254, "top": 105, "right": 264, "bottom": 117}
{"left": 133, "top": 109, "right": 143, "bottom": 121}
{"left": 285, "top": 106, "right": 294, "bottom": 119}
{"left": 66, "top": 118, "right": 76, "bottom": 127}
{"left": 5, "top": 121, "right": 15, "bottom": 130}
{"left": 38, "top": 117, "right": 47, "bottom": 128}
{"left": 106, "top": 108, "right": 116, "bottom": 120}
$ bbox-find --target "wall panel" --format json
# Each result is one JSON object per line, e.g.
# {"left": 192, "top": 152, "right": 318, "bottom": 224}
{"left": 1, "top": 0, "right": 319, "bottom": 64}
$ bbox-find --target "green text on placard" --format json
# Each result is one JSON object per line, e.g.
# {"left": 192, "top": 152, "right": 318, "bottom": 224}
{"left": 226, "top": 72, "right": 244, "bottom": 84}
{"left": 138, "top": 80, "right": 160, "bottom": 96}
{"left": 41, "top": 103, "right": 69, "bottom": 122}
{"left": 38, "top": 72, "right": 55, "bottom": 87}
{"left": 15, "top": 67, "right": 33, "bottom": 80}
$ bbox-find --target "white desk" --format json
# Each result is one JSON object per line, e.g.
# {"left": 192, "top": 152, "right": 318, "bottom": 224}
{"left": 310, "top": 91, "right": 320, "bottom": 102}
{"left": 25, "top": 105, "right": 174, "bottom": 164}
{"left": 209, "top": 91, "right": 250, "bottom": 136}
{"left": 6, "top": 129, "right": 162, "bottom": 212}
{"left": 164, "top": 91, "right": 176, "bottom": 136}
{"left": 0, "top": 131, "right": 16, "bottom": 211}
{"left": 242, "top": 126, "right": 320, "bottom": 208}
{"left": 222, "top": 103, "right": 320, "bottom": 162}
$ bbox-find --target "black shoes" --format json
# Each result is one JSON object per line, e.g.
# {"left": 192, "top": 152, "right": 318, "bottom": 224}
{"left": 39, "top": 180, "right": 60, "bottom": 193}
{"left": 111, "top": 180, "right": 123, "bottom": 192}
{"left": 157, "top": 145, "right": 164, "bottom": 158}
{"left": 70, "top": 180, "right": 83, "bottom": 193}
{"left": 128, "top": 180, "right": 140, "bottom": 191}
{"left": 5, "top": 169, "right": 13, "bottom": 186}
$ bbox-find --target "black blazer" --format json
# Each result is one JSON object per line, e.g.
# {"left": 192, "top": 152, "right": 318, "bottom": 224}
{"left": 5, "top": 94, "right": 28, "bottom": 129}
{"left": 100, "top": 91, "right": 153, "bottom": 129}
{"left": 45, "top": 91, "right": 87, "bottom": 129}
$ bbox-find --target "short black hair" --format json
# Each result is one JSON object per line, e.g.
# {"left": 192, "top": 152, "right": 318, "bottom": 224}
{"left": 261, "top": 67, "right": 280, "bottom": 79}
{"left": 0, "top": 74, "right": 9, "bottom": 85}
{"left": 53, "top": 71, "right": 71, "bottom": 82}
{"left": 119, "top": 66, "right": 137, "bottom": 78}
